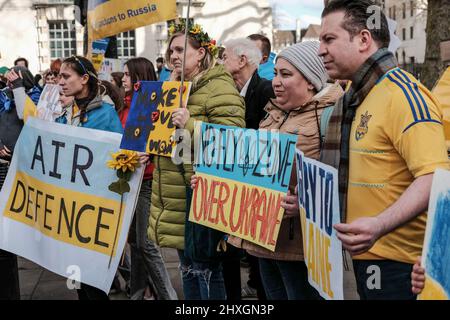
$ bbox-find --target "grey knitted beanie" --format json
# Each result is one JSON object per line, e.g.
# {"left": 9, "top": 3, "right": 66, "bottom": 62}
{"left": 276, "top": 41, "right": 328, "bottom": 91}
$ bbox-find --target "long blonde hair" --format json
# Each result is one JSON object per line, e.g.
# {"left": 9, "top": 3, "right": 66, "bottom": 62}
{"left": 165, "top": 32, "right": 216, "bottom": 89}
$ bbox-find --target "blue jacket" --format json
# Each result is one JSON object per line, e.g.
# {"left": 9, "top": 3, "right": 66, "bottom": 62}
{"left": 55, "top": 96, "right": 123, "bottom": 134}
{"left": 0, "top": 86, "right": 42, "bottom": 154}
{"left": 258, "top": 52, "right": 276, "bottom": 81}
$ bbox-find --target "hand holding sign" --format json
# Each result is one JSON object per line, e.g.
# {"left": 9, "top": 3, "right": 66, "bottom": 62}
{"left": 137, "top": 152, "right": 150, "bottom": 165}
{"left": 190, "top": 174, "right": 198, "bottom": 190}
{"left": 411, "top": 256, "right": 425, "bottom": 295}
{"left": 0, "top": 145, "right": 11, "bottom": 159}
{"left": 281, "top": 189, "right": 300, "bottom": 219}
{"left": 334, "top": 216, "right": 384, "bottom": 256}
{"left": 172, "top": 107, "right": 190, "bottom": 128}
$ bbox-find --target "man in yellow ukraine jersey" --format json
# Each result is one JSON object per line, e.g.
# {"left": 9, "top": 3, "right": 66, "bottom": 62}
{"left": 319, "top": 0, "right": 450, "bottom": 300}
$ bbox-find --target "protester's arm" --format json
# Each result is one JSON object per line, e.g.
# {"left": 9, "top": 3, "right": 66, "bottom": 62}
{"left": 334, "top": 174, "right": 432, "bottom": 255}
{"left": 6, "top": 70, "right": 26, "bottom": 120}
{"left": 0, "top": 145, "right": 11, "bottom": 159}
{"left": 12, "top": 87, "right": 27, "bottom": 120}
{"left": 411, "top": 256, "right": 425, "bottom": 294}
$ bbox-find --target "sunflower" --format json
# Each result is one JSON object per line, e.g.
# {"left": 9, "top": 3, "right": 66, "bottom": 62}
{"left": 107, "top": 150, "right": 140, "bottom": 172}
{"left": 168, "top": 24, "right": 176, "bottom": 35}
{"left": 190, "top": 24, "right": 202, "bottom": 35}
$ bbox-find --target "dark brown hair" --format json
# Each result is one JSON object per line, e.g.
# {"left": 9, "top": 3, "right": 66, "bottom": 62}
{"left": 101, "top": 80, "right": 124, "bottom": 112}
{"left": 62, "top": 56, "right": 99, "bottom": 104}
{"left": 322, "top": 0, "right": 390, "bottom": 48}
{"left": 247, "top": 34, "right": 271, "bottom": 58}
{"left": 124, "top": 57, "right": 157, "bottom": 96}
{"left": 111, "top": 72, "right": 124, "bottom": 88}
{"left": 14, "top": 57, "right": 29, "bottom": 69}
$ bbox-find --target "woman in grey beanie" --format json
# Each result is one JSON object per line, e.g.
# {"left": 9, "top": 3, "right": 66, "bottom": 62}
{"left": 227, "top": 41, "right": 344, "bottom": 300}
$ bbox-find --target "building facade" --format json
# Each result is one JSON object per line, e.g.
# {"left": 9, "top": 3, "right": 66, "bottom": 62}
{"left": 384, "top": 0, "right": 427, "bottom": 76}
{"left": 0, "top": 0, "right": 272, "bottom": 75}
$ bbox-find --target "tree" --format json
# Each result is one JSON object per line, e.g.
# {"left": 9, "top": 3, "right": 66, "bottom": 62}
{"left": 421, "top": 0, "right": 450, "bottom": 88}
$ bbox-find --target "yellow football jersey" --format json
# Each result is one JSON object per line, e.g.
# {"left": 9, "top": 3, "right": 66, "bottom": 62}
{"left": 347, "top": 67, "right": 450, "bottom": 264}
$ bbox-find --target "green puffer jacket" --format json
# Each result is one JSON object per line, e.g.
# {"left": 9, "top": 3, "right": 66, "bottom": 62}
{"left": 148, "top": 64, "right": 245, "bottom": 249}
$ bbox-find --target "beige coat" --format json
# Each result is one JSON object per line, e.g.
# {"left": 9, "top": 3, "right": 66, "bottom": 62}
{"left": 228, "top": 83, "right": 344, "bottom": 261}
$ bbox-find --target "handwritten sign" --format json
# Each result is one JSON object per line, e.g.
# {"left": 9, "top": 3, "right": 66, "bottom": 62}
{"left": 188, "top": 121, "right": 297, "bottom": 251}
{"left": 419, "top": 169, "right": 450, "bottom": 300}
{"left": 0, "top": 118, "right": 143, "bottom": 293}
{"left": 296, "top": 149, "right": 343, "bottom": 300}
{"left": 36, "top": 84, "right": 62, "bottom": 122}
{"left": 120, "top": 81, "right": 191, "bottom": 157}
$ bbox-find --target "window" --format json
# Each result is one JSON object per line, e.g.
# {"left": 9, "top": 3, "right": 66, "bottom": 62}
{"left": 402, "top": 3, "right": 406, "bottom": 19}
{"left": 117, "top": 30, "right": 136, "bottom": 59}
{"left": 410, "top": 56, "right": 415, "bottom": 64}
{"left": 393, "top": 5, "right": 396, "bottom": 20}
{"left": 410, "top": 26, "right": 414, "bottom": 39}
{"left": 402, "top": 51, "right": 406, "bottom": 64}
{"left": 389, "top": 7, "right": 392, "bottom": 19}
{"left": 402, "top": 28, "right": 406, "bottom": 41}
{"left": 49, "top": 21, "right": 76, "bottom": 59}
{"left": 410, "top": 1, "right": 414, "bottom": 16}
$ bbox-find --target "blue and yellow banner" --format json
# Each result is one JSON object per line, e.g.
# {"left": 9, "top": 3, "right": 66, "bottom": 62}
{"left": 91, "top": 38, "right": 110, "bottom": 72}
{"left": 189, "top": 122, "right": 298, "bottom": 251}
{"left": 87, "top": 0, "right": 177, "bottom": 41}
{"left": 0, "top": 118, "right": 143, "bottom": 293}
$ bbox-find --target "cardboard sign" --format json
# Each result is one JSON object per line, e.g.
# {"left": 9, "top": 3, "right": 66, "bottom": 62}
{"left": 188, "top": 121, "right": 298, "bottom": 251}
{"left": 0, "top": 118, "right": 143, "bottom": 293}
{"left": 419, "top": 169, "right": 450, "bottom": 300}
{"left": 36, "top": 84, "right": 62, "bottom": 122}
{"left": 296, "top": 149, "right": 344, "bottom": 300}
{"left": 120, "top": 81, "right": 191, "bottom": 157}
{"left": 92, "top": 38, "right": 110, "bottom": 72}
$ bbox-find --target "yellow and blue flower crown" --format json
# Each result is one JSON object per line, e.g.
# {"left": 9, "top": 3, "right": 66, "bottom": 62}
{"left": 168, "top": 21, "right": 219, "bottom": 58}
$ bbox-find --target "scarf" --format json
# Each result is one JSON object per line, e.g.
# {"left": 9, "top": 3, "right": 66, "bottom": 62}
{"left": 320, "top": 48, "right": 398, "bottom": 223}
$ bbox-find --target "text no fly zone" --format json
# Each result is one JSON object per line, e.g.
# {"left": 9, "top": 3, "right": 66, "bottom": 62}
{"left": 194, "top": 123, "right": 297, "bottom": 187}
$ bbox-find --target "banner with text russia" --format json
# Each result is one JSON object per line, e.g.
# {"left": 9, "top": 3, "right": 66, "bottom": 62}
{"left": 87, "top": 0, "right": 177, "bottom": 41}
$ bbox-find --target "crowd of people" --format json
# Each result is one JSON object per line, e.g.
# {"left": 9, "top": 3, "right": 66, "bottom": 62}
{"left": 0, "top": 0, "right": 448, "bottom": 301}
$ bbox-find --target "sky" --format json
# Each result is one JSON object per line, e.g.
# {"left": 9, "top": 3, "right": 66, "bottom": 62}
{"left": 269, "top": 0, "right": 324, "bottom": 30}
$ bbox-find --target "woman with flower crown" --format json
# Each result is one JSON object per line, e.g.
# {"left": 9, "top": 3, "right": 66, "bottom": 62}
{"left": 148, "top": 22, "right": 245, "bottom": 300}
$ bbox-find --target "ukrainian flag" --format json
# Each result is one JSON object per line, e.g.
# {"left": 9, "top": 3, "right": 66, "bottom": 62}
{"left": 87, "top": 0, "right": 177, "bottom": 41}
{"left": 23, "top": 96, "right": 37, "bottom": 123}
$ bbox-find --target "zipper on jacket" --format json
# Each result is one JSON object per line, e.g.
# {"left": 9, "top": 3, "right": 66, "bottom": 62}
{"left": 154, "top": 156, "right": 164, "bottom": 246}
{"left": 279, "top": 111, "right": 290, "bottom": 129}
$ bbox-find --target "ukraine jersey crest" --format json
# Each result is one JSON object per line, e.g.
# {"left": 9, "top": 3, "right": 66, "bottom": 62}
{"left": 355, "top": 111, "right": 372, "bottom": 141}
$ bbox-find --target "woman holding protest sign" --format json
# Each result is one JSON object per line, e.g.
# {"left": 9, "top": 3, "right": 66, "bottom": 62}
{"left": 148, "top": 22, "right": 245, "bottom": 300}
{"left": 189, "top": 41, "right": 343, "bottom": 300}
{"left": 119, "top": 57, "right": 178, "bottom": 300}
{"left": 56, "top": 55, "right": 122, "bottom": 300}
{"left": 242, "top": 41, "right": 343, "bottom": 300}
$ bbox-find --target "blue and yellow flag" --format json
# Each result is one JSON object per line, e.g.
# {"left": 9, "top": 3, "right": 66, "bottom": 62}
{"left": 87, "top": 0, "right": 177, "bottom": 41}
{"left": 23, "top": 96, "right": 37, "bottom": 123}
